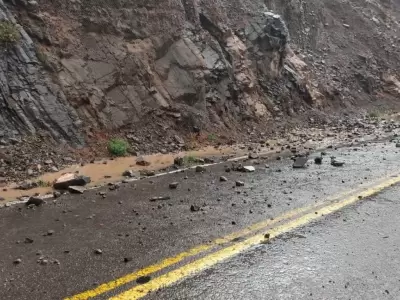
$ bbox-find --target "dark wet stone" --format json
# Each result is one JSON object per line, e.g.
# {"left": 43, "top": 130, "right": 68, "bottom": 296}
{"left": 190, "top": 204, "right": 200, "bottom": 212}
{"left": 293, "top": 157, "right": 308, "bottom": 168}
{"left": 53, "top": 174, "right": 91, "bottom": 190}
{"left": 136, "top": 276, "right": 151, "bottom": 284}
{"left": 26, "top": 196, "right": 44, "bottom": 207}
{"left": 314, "top": 157, "right": 323, "bottom": 165}
{"left": 169, "top": 182, "right": 179, "bottom": 189}
{"left": 68, "top": 186, "right": 85, "bottom": 194}
{"left": 220, "top": 176, "right": 228, "bottom": 182}
{"left": 136, "top": 156, "right": 150, "bottom": 166}
{"left": 195, "top": 166, "right": 206, "bottom": 173}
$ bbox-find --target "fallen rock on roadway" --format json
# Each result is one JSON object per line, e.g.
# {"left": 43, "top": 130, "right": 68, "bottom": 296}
{"left": 53, "top": 173, "right": 91, "bottom": 190}
{"left": 293, "top": 157, "right": 308, "bottom": 168}
{"left": 26, "top": 196, "right": 45, "bottom": 206}
{"left": 149, "top": 196, "right": 171, "bottom": 202}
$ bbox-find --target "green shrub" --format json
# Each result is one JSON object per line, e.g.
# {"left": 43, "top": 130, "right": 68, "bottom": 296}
{"left": 0, "top": 21, "right": 20, "bottom": 45}
{"left": 207, "top": 133, "right": 217, "bottom": 142}
{"left": 108, "top": 138, "right": 128, "bottom": 156}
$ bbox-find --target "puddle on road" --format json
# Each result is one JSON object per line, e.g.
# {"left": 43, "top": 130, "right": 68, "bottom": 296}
{"left": 0, "top": 146, "right": 242, "bottom": 203}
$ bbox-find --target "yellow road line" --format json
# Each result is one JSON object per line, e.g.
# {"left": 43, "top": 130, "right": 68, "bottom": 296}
{"left": 110, "top": 175, "right": 400, "bottom": 300}
{"left": 66, "top": 204, "right": 320, "bottom": 300}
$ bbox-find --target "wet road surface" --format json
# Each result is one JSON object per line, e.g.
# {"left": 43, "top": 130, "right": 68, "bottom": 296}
{"left": 0, "top": 141, "right": 400, "bottom": 299}
{"left": 148, "top": 186, "right": 400, "bottom": 300}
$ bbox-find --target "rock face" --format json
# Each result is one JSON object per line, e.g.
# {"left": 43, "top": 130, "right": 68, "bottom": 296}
{"left": 1, "top": 0, "right": 400, "bottom": 146}
{"left": 0, "top": 0, "right": 83, "bottom": 145}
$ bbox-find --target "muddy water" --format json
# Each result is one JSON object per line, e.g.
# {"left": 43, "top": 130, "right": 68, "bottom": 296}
{"left": 0, "top": 146, "right": 243, "bottom": 203}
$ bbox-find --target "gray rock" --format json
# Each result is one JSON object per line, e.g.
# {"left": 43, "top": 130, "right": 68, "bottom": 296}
{"left": 293, "top": 157, "right": 308, "bottom": 168}
{"left": 44, "top": 159, "right": 53, "bottom": 165}
{"left": 122, "top": 170, "right": 135, "bottom": 177}
{"left": 53, "top": 173, "right": 91, "bottom": 190}
{"left": 195, "top": 166, "right": 206, "bottom": 173}
{"left": 190, "top": 204, "right": 200, "bottom": 212}
{"left": 174, "top": 157, "right": 184, "bottom": 166}
{"left": 26, "top": 196, "right": 44, "bottom": 206}
{"left": 136, "top": 156, "right": 150, "bottom": 166}
{"left": 169, "top": 182, "right": 179, "bottom": 189}
{"left": 94, "top": 249, "right": 103, "bottom": 255}
{"left": 236, "top": 180, "right": 245, "bottom": 187}
{"left": 248, "top": 153, "right": 259, "bottom": 159}
{"left": 220, "top": 176, "right": 228, "bottom": 182}
{"left": 149, "top": 196, "right": 171, "bottom": 202}
{"left": 396, "top": 143, "right": 400, "bottom": 148}
{"left": 139, "top": 170, "right": 155, "bottom": 177}
{"left": 68, "top": 186, "right": 85, "bottom": 194}
{"left": 50, "top": 166, "right": 59, "bottom": 172}
{"left": 13, "top": 258, "right": 22, "bottom": 265}
{"left": 53, "top": 191, "right": 61, "bottom": 198}
{"left": 331, "top": 157, "right": 345, "bottom": 167}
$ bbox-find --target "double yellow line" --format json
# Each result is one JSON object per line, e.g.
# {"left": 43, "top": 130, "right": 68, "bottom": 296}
{"left": 66, "top": 174, "right": 400, "bottom": 300}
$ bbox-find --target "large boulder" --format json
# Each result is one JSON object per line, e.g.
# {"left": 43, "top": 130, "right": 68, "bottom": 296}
{"left": 53, "top": 173, "right": 91, "bottom": 190}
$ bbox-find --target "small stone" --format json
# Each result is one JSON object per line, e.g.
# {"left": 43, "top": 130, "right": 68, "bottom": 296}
{"left": 243, "top": 166, "right": 255, "bottom": 172}
{"left": 47, "top": 230, "right": 55, "bottom": 236}
{"left": 53, "top": 191, "right": 61, "bottom": 198}
{"left": 169, "top": 182, "right": 179, "bottom": 189}
{"left": 331, "top": 157, "right": 345, "bottom": 167}
{"left": 94, "top": 249, "right": 103, "bottom": 255}
{"left": 24, "top": 237, "right": 34, "bottom": 244}
{"left": 248, "top": 153, "right": 259, "bottom": 159}
{"left": 195, "top": 166, "right": 206, "bottom": 173}
{"left": 50, "top": 166, "right": 59, "bottom": 172}
{"left": 396, "top": 143, "right": 400, "bottom": 148}
{"left": 123, "top": 257, "right": 133, "bottom": 263}
{"left": 174, "top": 157, "right": 184, "bottom": 166}
{"left": 26, "top": 196, "right": 44, "bottom": 207}
{"left": 136, "top": 156, "right": 150, "bottom": 166}
{"left": 293, "top": 157, "right": 308, "bottom": 169}
{"left": 68, "top": 186, "right": 85, "bottom": 194}
{"left": 314, "top": 157, "right": 323, "bottom": 165}
{"left": 139, "top": 170, "right": 155, "bottom": 177}
{"left": 44, "top": 159, "right": 53, "bottom": 165}
{"left": 122, "top": 170, "right": 135, "bottom": 177}
{"left": 220, "top": 176, "right": 228, "bottom": 182}
{"left": 190, "top": 204, "right": 200, "bottom": 212}
{"left": 13, "top": 258, "right": 22, "bottom": 265}
{"left": 235, "top": 181, "right": 245, "bottom": 187}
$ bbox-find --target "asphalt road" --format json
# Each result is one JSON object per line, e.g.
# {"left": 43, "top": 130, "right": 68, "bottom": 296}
{"left": 0, "top": 141, "right": 400, "bottom": 300}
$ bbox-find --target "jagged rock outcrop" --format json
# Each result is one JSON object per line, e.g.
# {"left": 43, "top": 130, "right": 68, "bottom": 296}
{"left": 0, "top": 0, "right": 83, "bottom": 145}
{"left": 1, "top": 0, "right": 400, "bottom": 147}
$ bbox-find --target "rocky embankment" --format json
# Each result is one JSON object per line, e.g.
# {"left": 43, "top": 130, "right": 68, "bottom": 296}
{"left": 0, "top": 0, "right": 399, "bottom": 184}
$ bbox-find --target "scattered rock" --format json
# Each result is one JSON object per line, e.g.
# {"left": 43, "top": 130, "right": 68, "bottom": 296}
{"left": 225, "top": 166, "right": 231, "bottom": 172}
{"left": 293, "top": 157, "right": 308, "bottom": 168}
{"left": 248, "top": 153, "right": 259, "bottom": 159}
{"left": 124, "top": 257, "right": 133, "bottom": 263}
{"left": 136, "top": 276, "right": 151, "bottom": 284}
{"left": 47, "top": 230, "right": 55, "bottom": 236}
{"left": 50, "top": 166, "right": 59, "bottom": 172}
{"left": 24, "top": 238, "right": 34, "bottom": 244}
{"left": 314, "top": 156, "right": 323, "bottom": 165}
{"left": 44, "top": 159, "right": 53, "bottom": 165}
{"left": 396, "top": 143, "right": 400, "bottom": 148}
{"left": 243, "top": 166, "right": 255, "bottom": 172}
{"left": 190, "top": 204, "right": 200, "bottom": 212}
{"left": 236, "top": 181, "right": 245, "bottom": 187}
{"left": 220, "top": 176, "right": 228, "bottom": 182}
{"left": 26, "top": 196, "right": 44, "bottom": 207}
{"left": 331, "top": 157, "right": 345, "bottom": 167}
{"left": 68, "top": 186, "right": 85, "bottom": 194}
{"left": 17, "top": 181, "right": 38, "bottom": 190}
{"left": 53, "top": 191, "right": 61, "bottom": 198}
{"left": 122, "top": 170, "right": 135, "bottom": 177}
{"left": 174, "top": 157, "right": 184, "bottom": 166}
{"left": 53, "top": 173, "right": 91, "bottom": 190}
{"left": 139, "top": 170, "right": 155, "bottom": 177}
{"left": 149, "top": 196, "right": 171, "bottom": 202}
{"left": 195, "top": 166, "right": 206, "bottom": 173}
{"left": 169, "top": 182, "right": 179, "bottom": 189}
{"left": 136, "top": 156, "right": 150, "bottom": 166}
{"left": 13, "top": 258, "right": 22, "bottom": 265}
{"left": 94, "top": 249, "right": 103, "bottom": 255}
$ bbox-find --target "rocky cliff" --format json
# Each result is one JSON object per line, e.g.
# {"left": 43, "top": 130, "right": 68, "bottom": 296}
{"left": 1, "top": 0, "right": 400, "bottom": 151}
